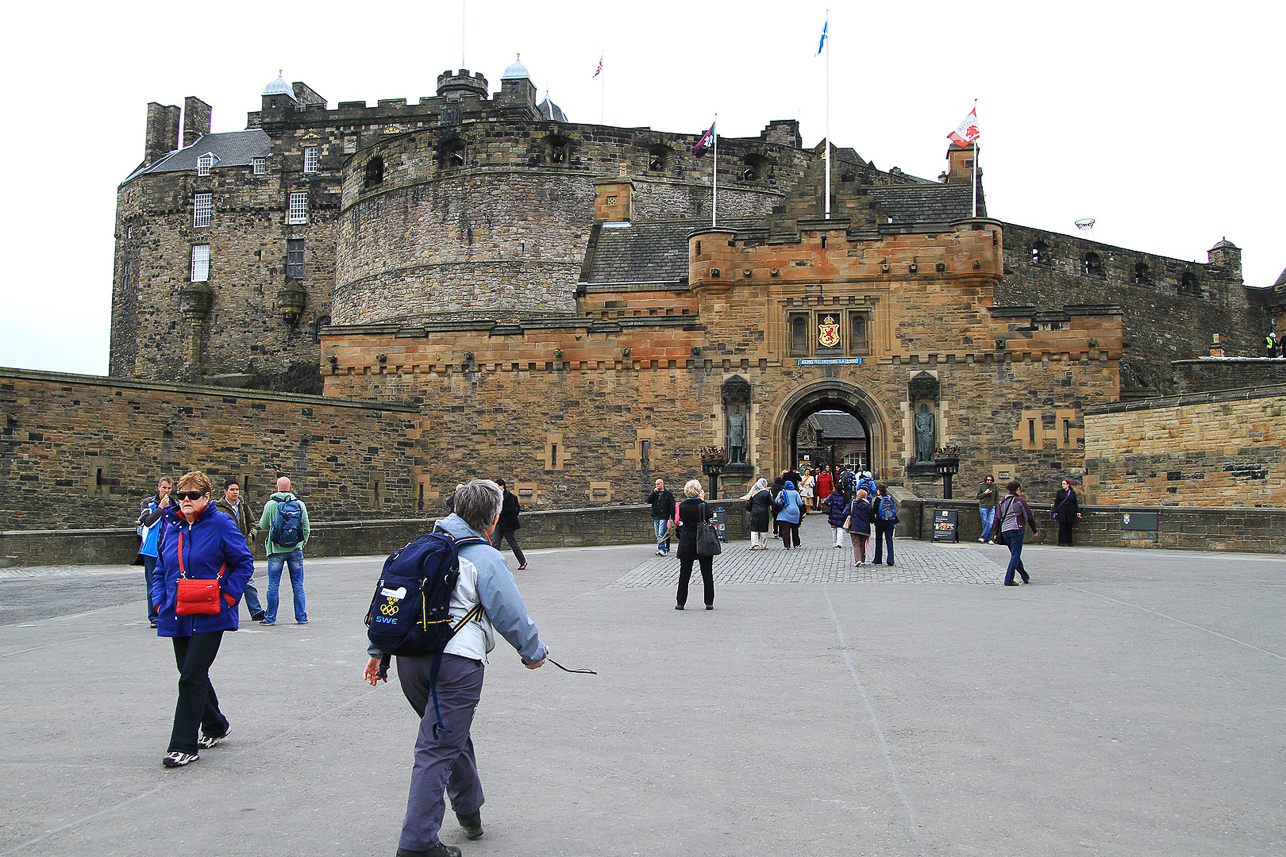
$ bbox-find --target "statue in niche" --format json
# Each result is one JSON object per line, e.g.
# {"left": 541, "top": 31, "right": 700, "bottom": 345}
{"left": 914, "top": 403, "right": 936, "bottom": 463}
{"left": 727, "top": 405, "right": 746, "bottom": 464}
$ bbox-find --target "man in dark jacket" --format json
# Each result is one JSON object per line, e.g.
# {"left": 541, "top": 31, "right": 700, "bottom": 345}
{"left": 491, "top": 479, "right": 527, "bottom": 570}
{"left": 646, "top": 479, "right": 675, "bottom": 556}
{"left": 216, "top": 479, "right": 265, "bottom": 622}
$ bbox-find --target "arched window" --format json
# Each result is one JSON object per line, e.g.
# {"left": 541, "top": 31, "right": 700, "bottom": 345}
{"left": 741, "top": 154, "right": 767, "bottom": 182}
{"left": 546, "top": 134, "right": 569, "bottom": 165}
{"left": 1180, "top": 271, "right": 1199, "bottom": 295}
{"left": 1031, "top": 240, "right": 1048, "bottom": 264}
{"left": 441, "top": 138, "right": 466, "bottom": 168}
{"left": 1083, "top": 252, "right": 1103, "bottom": 276}
{"left": 647, "top": 145, "right": 670, "bottom": 173}
{"left": 364, "top": 156, "right": 384, "bottom": 188}
{"left": 1133, "top": 262, "right": 1150, "bottom": 284}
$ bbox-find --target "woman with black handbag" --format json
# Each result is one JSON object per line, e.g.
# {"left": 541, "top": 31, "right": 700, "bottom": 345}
{"left": 150, "top": 470, "right": 254, "bottom": 768}
{"left": 1053, "top": 478, "right": 1082, "bottom": 546}
{"left": 675, "top": 479, "right": 716, "bottom": 611}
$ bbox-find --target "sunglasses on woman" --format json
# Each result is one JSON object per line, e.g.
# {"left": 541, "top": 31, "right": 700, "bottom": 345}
{"left": 174, "top": 490, "right": 207, "bottom": 501}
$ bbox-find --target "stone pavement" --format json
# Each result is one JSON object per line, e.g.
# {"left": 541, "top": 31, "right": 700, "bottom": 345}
{"left": 1, "top": 512, "right": 1283, "bottom": 856}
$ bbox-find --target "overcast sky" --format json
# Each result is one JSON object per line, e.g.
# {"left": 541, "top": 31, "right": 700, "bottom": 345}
{"left": 0, "top": 1, "right": 1280, "bottom": 376}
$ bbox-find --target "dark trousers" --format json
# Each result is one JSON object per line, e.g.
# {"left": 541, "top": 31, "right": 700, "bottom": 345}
{"left": 1057, "top": 516, "right": 1075, "bottom": 546}
{"left": 677, "top": 555, "right": 714, "bottom": 607}
{"left": 490, "top": 528, "right": 526, "bottom": 565}
{"left": 779, "top": 522, "right": 800, "bottom": 548}
{"left": 873, "top": 520, "right": 895, "bottom": 564}
{"left": 169, "top": 631, "right": 229, "bottom": 753}
{"left": 396, "top": 654, "right": 486, "bottom": 852}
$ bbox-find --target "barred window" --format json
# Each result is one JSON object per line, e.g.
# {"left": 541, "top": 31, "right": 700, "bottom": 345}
{"left": 197, "top": 153, "right": 215, "bottom": 176}
{"left": 303, "top": 146, "right": 319, "bottom": 173}
{"left": 191, "top": 245, "right": 210, "bottom": 282}
{"left": 193, "top": 193, "right": 212, "bottom": 228}
{"left": 287, "top": 192, "right": 308, "bottom": 224}
{"left": 251, "top": 157, "right": 266, "bottom": 175}
{"left": 287, "top": 239, "right": 305, "bottom": 279}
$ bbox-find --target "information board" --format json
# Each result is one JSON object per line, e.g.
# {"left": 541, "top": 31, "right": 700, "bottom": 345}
{"left": 711, "top": 506, "right": 728, "bottom": 542}
{"left": 932, "top": 508, "right": 959, "bottom": 542}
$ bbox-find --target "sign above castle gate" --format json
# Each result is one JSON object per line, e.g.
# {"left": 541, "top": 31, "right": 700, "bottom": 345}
{"left": 798, "top": 358, "right": 864, "bottom": 366}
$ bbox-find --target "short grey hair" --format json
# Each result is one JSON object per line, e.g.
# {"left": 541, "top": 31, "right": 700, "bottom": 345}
{"left": 454, "top": 479, "right": 503, "bottom": 532}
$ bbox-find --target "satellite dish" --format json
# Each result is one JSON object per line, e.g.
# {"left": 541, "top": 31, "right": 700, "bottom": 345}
{"left": 1074, "top": 217, "right": 1096, "bottom": 233}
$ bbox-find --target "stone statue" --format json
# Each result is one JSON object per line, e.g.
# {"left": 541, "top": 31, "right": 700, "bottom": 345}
{"left": 727, "top": 405, "right": 746, "bottom": 464}
{"left": 914, "top": 403, "right": 936, "bottom": 463}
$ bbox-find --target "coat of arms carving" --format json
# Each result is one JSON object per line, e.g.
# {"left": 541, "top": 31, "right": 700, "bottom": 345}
{"left": 817, "top": 315, "right": 841, "bottom": 348}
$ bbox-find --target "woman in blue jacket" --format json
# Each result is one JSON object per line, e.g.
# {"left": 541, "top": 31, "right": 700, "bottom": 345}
{"left": 845, "top": 488, "right": 876, "bottom": 567}
{"left": 774, "top": 480, "right": 805, "bottom": 549}
{"left": 150, "top": 471, "right": 254, "bottom": 768}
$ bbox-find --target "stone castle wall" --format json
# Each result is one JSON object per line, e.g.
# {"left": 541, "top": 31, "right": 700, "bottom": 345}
{"left": 998, "top": 223, "right": 1256, "bottom": 393}
{"left": 1084, "top": 385, "right": 1286, "bottom": 507}
{"left": 0, "top": 369, "right": 421, "bottom": 531}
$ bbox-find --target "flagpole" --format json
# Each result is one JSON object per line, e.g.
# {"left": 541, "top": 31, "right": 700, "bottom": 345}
{"left": 824, "top": 9, "right": 831, "bottom": 220}
{"left": 461, "top": 0, "right": 466, "bottom": 67}
{"left": 712, "top": 114, "right": 718, "bottom": 229}
{"left": 971, "top": 99, "right": 978, "bottom": 218}
{"left": 600, "top": 52, "right": 605, "bottom": 125}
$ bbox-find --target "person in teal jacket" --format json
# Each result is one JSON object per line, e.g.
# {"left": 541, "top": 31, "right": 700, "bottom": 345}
{"left": 150, "top": 470, "right": 254, "bottom": 768}
{"left": 258, "top": 476, "right": 311, "bottom": 625}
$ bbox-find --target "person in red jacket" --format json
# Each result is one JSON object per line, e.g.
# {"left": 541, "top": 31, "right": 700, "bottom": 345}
{"left": 815, "top": 466, "right": 834, "bottom": 506}
{"left": 150, "top": 470, "right": 254, "bottom": 768}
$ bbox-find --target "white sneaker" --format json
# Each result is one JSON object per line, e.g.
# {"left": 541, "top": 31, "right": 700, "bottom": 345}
{"left": 162, "top": 751, "right": 199, "bottom": 768}
{"left": 197, "top": 726, "right": 230, "bottom": 750}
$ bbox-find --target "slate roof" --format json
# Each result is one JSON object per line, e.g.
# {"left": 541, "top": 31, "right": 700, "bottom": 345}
{"left": 866, "top": 183, "right": 975, "bottom": 224}
{"left": 538, "top": 97, "right": 567, "bottom": 123}
{"left": 124, "top": 130, "right": 272, "bottom": 182}
{"left": 581, "top": 218, "right": 759, "bottom": 285}
{"left": 1276, "top": 267, "right": 1286, "bottom": 288}
{"left": 808, "top": 411, "right": 865, "bottom": 438}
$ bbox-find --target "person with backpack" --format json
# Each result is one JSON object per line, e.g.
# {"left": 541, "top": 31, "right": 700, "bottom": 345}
{"left": 871, "top": 483, "right": 898, "bottom": 566}
{"left": 257, "top": 476, "right": 311, "bottom": 625}
{"left": 364, "top": 479, "right": 547, "bottom": 857}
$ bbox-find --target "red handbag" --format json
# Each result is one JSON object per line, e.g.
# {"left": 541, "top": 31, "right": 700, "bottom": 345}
{"left": 174, "top": 531, "right": 226, "bottom": 616}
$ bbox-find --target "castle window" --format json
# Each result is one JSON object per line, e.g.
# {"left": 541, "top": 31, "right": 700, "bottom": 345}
{"left": 1180, "top": 271, "right": 1201, "bottom": 296}
{"left": 191, "top": 245, "right": 210, "bottom": 282}
{"left": 193, "top": 193, "right": 212, "bottom": 228}
{"left": 197, "top": 153, "right": 216, "bottom": 176}
{"left": 1133, "top": 262, "right": 1150, "bottom": 284}
{"left": 1031, "top": 240, "right": 1048, "bottom": 264}
{"left": 364, "top": 156, "right": 384, "bottom": 188}
{"left": 740, "top": 154, "right": 766, "bottom": 182}
{"left": 442, "top": 139, "right": 466, "bottom": 168}
{"left": 303, "top": 146, "right": 319, "bottom": 173}
{"left": 647, "top": 145, "right": 670, "bottom": 173}
{"left": 286, "top": 239, "right": 305, "bottom": 279}
{"left": 251, "top": 157, "right": 266, "bottom": 175}
{"left": 1083, "top": 252, "right": 1103, "bottom": 276}
{"left": 287, "top": 192, "right": 308, "bottom": 224}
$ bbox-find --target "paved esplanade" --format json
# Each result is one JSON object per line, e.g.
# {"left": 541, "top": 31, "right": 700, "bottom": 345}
{"left": 2, "top": 513, "right": 1283, "bottom": 856}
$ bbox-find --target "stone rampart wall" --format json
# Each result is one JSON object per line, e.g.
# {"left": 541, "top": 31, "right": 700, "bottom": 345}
{"left": 1170, "top": 359, "right": 1286, "bottom": 394}
{"left": 1084, "top": 385, "right": 1286, "bottom": 506}
{"left": 0, "top": 369, "right": 420, "bottom": 531}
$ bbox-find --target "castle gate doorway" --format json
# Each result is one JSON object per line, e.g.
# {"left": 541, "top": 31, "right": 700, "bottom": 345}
{"left": 774, "top": 381, "right": 889, "bottom": 478}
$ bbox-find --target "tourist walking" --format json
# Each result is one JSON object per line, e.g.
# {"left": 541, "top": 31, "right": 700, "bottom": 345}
{"left": 824, "top": 485, "right": 848, "bottom": 548}
{"left": 976, "top": 474, "right": 998, "bottom": 543}
{"left": 774, "top": 480, "right": 805, "bottom": 549}
{"left": 491, "top": 479, "right": 528, "bottom": 569}
{"left": 997, "top": 480, "right": 1039, "bottom": 585}
{"left": 800, "top": 468, "right": 816, "bottom": 513}
{"left": 742, "top": 478, "right": 773, "bottom": 549}
{"left": 871, "top": 484, "right": 898, "bottom": 566}
{"left": 1053, "top": 478, "right": 1082, "bottom": 546}
{"left": 815, "top": 466, "right": 834, "bottom": 506}
{"left": 675, "top": 479, "right": 716, "bottom": 609}
{"left": 845, "top": 488, "right": 875, "bottom": 566}
{"left": 150, "top": 470, "right": 254, "bottom": 768}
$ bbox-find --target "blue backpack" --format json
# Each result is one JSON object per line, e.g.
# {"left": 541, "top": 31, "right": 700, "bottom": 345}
{"left": 877, "top": 495, "right": 898, "bottom": 521}
{"left": 365, "top": 530, "right": 487, "bottom": 734}
{"left": 269, "top": 498, "right": 303, "bottom": 547}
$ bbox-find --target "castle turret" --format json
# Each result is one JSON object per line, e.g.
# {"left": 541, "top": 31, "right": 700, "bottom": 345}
{"left": 436, "top": 69, "right": 488, "bottom": 100}
{"left": 261, "top": 70, "right": 297, "bottom": 112}
{"left": 498, "top": 54, "right": 537, "bottom": 112}
{"left": 1208, "top": 238, "right": 1242, "bottom": 282}
{"left": 945, "top": 142, "right": 976, "bottom": 184}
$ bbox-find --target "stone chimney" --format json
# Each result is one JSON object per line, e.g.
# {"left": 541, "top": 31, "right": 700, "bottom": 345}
{"left": 593, "top": 176, "right": 634, "bottom": 223}
{"left": 183, "top": 97, "right": 212, "bottom": 148}
{"left": 1207, "top": 238, "right": 1242, "bottom": 282}
{"left": 945, "top": 143, "right": 976, "bottom": 184}
{"left": 145, "top": 102, "right": 181, "bottom": 165}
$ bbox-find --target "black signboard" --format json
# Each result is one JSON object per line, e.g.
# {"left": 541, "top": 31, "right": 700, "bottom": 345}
{"left": 1121, "top": 511, "right": 1158, "bottom": 531}
{"left": 712, "top": 506, "right": 728, "bottom": 542}
{"left": 932, "top": 508, "right": 959, "bottom": 542}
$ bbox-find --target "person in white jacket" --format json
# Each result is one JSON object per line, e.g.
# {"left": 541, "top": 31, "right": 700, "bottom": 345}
{"left": 365, "top": 479, "right": 548, "bottom": 857}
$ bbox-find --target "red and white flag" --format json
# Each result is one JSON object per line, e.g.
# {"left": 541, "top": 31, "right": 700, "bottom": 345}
{"left": 947, "top": 108, "right": 980, "bottom": 148}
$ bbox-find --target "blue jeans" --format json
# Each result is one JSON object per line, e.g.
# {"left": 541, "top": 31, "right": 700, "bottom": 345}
{"left": 653, "top": 518, "right": 671, "bottom": 552}
{"left": 265, "top": 549, "right": 306, "bottom": 623}
{"left": 143, "top": 555, "right": 159, "bottom": 620}
{"left": 1001, "top": 528, "right": 1030, "bottom": 584}
{"left": 979, "top": 507, "right": 995, "bottom": 542}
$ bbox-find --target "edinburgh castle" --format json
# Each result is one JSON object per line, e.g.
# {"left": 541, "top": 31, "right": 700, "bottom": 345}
{"left": 4, "top": 58, "right": 1285, "bottom": 538}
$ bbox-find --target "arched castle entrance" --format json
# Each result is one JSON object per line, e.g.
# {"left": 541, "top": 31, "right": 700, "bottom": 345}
{"left": 774, "top": 381, "right": 890, "bottom": 477}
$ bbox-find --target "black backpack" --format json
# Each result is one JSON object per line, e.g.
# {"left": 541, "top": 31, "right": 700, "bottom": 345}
{"left": 366, "top": 529, "right": 487, "bottom": 735}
